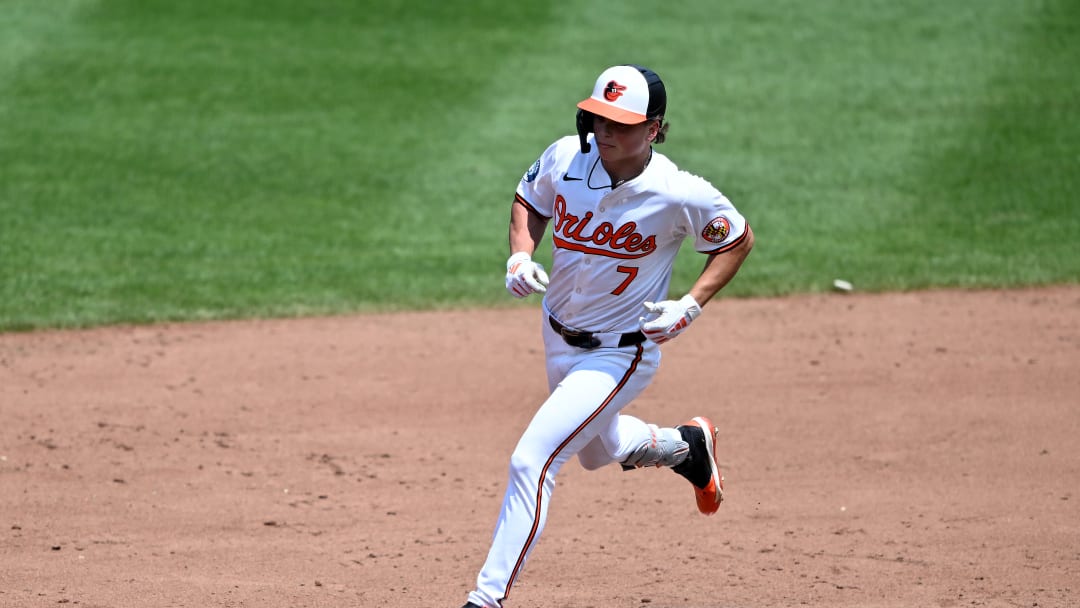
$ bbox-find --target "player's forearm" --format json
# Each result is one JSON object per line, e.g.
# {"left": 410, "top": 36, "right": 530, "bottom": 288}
{"left": 687, "top": 225, "right": 755, "bottom": 306}
{"left": 508, "top": 200, "right": 548, "bottom": 255}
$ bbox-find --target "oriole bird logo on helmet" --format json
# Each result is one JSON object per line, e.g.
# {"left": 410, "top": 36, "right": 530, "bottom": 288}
{"left": 603, "top": 80, "right": 626, "bottom": 102}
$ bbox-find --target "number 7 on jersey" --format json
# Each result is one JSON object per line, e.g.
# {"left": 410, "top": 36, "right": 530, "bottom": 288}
{"left": 611, "top": 265, "right": 639, "bottom": 295}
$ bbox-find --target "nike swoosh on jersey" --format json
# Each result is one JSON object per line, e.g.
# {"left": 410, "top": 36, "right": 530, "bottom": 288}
{"left": 562, "top": 174, "right": 582, "bottom": 181}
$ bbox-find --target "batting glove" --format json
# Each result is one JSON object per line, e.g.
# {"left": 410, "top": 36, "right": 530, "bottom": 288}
{"left": 505, "top": 252, "right": 549, "bottom": 298}
{"left": 638, "top": 294, "right": 702, "bottom": 344}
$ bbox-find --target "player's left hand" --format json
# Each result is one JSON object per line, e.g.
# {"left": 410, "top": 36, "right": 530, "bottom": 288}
{"left": 638, "top": 294, "right": 702, "bottom": 344}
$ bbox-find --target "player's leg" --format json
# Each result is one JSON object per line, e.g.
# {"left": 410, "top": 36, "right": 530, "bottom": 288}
{"left": 574, "top": 398, "right": 723, "bottom": 515}
{"left": 467, "top": 340, "right": 657, "bottom": 607}
{"left": 578, "top": 414, "right": 724, "bottom": 515}
{"left": 577, "top": 414, "right": 687, "bottom": 470}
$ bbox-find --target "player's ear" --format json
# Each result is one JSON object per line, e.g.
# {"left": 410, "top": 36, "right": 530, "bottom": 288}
{"left": 651, "top": 118, "right": 668, "bottom": 145}
{"left": 647, "top": 119, "right": 660, "bottom": 142}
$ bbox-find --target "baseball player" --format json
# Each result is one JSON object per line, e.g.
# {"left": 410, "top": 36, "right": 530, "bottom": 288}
{"left": 459, "top": 64, "right": 754, "bottom": 608}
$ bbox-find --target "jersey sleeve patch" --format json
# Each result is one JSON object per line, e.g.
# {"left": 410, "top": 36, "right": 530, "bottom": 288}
{"left": 702, "top": 216, "right": 731, "bottom": 244}
{"left": 524, "top": 158, "right": 541, "bottom": 183}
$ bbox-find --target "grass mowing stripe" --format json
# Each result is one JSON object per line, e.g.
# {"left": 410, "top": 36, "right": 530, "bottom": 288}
{"left": 657, "top": 1, "right": 1080, "bottom": 295}
{"left": 0, "top": 1, "right": 93, "bottom": 83}
{"left": 901, "top": 0, "right": 1080, "bottom": 288}
{"left": 807, "top": 0, "right": 1080, "bottom": 292}
{"left": 0, "top": 2, "right": 563, "bottom": 329}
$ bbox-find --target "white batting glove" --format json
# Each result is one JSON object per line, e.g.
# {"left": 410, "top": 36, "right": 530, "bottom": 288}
{"left": 638, "top": 294, "right": 702, "bottom": 344}
{"left": 505, "top": 252, "right": 549, "bottom": 298}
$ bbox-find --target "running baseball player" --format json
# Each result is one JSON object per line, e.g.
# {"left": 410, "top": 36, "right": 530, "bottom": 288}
{"left": 459, "top": 64, "right": 754, "bottom": 608}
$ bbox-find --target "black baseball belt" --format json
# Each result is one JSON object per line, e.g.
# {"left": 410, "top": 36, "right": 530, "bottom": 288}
{"left": 548, "top": 315, "right": 646, "bottom": 350}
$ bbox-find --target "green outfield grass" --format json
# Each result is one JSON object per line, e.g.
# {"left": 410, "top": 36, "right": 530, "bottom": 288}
{"left": 1, "top": 0, "right": 1077, "bottom": 331}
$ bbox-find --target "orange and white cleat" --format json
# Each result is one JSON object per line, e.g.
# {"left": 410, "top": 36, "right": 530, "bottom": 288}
{"left": 672, "top": 416, "right": 724, "bottom": 515}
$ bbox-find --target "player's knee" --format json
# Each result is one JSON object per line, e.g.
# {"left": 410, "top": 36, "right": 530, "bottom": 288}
{"left": 508, "top": 448, "right": 542, "bottom": 478}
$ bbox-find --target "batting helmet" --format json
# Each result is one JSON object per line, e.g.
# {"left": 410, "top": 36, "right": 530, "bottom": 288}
{"left": 576, "top": 65, "right": 667, "bottom": 153}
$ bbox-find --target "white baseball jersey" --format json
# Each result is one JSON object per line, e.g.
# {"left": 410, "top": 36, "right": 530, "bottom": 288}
{"left": 516, "top": 134, "right": 748, "bottom": 334}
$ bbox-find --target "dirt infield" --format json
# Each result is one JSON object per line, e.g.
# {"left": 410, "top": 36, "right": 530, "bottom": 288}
{"left": 2, "top": 287, "right": 1078, "bottom": 608}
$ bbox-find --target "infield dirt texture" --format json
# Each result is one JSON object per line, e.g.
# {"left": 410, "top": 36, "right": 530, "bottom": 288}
{"left": 2, "top": 286, "right": 1077, "bottom": 607}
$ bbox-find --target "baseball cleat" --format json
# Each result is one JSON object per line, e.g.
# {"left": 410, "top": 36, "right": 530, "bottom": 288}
{"left": 672, "top": 416, "right": 724, "bottom": 515}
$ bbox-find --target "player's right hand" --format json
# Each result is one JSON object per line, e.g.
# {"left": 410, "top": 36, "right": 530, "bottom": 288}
{"left": 505, "top": 252, "right": 549, "bottom": 298}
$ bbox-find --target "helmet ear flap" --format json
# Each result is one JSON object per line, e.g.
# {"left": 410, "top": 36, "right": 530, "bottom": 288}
{"left": 576, "top": 109, "right": 594, "bottom": 153}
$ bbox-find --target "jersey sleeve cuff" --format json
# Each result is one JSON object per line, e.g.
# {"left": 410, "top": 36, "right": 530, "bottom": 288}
{"left": 514, "top": 193, "right": 550, "bottom": 219}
